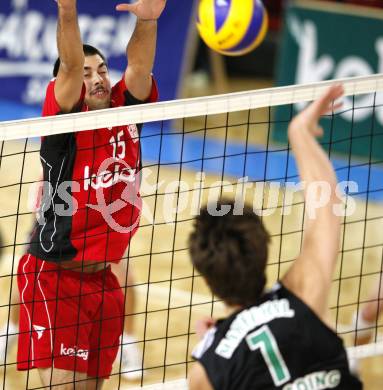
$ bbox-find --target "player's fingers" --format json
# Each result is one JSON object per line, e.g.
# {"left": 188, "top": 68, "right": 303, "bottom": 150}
{"left": 329, "top": 101, "right": 343, "bottom": 113}
{"left": 308, "top": 84, "right": 344, "bottom": 118}
{"left": 325, "top": 85, "right": 344, "bottom": 113}
{"left": 116, "top": 3, "right": 136, "bottom": 12}
{"left": 313, "top": 125, "right": 324, "bottom": 137}
{"left": 321, "top": 102, "right": 343, "bottom": 116}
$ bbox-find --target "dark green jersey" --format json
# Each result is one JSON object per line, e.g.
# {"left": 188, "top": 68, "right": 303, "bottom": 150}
{"left": 193, "top": 283, "right": 362, "bottom": 390}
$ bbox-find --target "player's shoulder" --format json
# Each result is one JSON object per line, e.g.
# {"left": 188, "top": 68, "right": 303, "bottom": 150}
{"left": 42, "top": 77, "right": 86, "bottom": 118}
{"left": 44, "top": 77, "right": 56, "bottom": 93}
{"left": 193, "top": 283, "right": 297, "bottom": 359}
{"left": 43, "top": 77, "right": 67, "bottom": 102}
{"left": 44, "top": 77, "right": 57, "bottom": 89}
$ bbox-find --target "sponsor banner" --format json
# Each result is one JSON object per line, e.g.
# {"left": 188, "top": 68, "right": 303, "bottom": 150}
{"left": 0, "top": 0, "right": 195, "bottom": 113}
{"left": 274, "top": 0, "right": 383, "bottom": 160}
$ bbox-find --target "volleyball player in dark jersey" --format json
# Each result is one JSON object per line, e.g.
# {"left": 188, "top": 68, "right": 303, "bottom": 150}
{"left": 188, "top": 85, "right": 363, "bottom": 390}
{"left": 16, "top": 0, "right": 166, "bottom": 388}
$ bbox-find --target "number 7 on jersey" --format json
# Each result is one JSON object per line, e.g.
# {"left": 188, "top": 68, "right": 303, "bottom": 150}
{"left": 246, "top": 325, "right": 291, "bottom": 386}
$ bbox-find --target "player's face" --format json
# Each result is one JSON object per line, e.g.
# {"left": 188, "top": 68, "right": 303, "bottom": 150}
{"left": 83, "top": 54, "right": 112, "bottom": 110}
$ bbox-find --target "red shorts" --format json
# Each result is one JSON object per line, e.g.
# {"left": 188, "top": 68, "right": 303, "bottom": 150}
{"left": 17, "top": 254, "right": 124, "bottom": 378}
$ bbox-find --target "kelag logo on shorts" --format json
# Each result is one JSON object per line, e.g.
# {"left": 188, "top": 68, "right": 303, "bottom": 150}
{"left": 60, "top": 343, "right": 89, "bottom": 361}
{"left": 274, "top": 2, "right": 383, "bottom": 160}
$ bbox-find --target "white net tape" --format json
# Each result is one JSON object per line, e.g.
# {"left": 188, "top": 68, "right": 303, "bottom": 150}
{"left": 0, "top": 73, "right": 383, "bottom": 141}
{"left": 347, "top": 342, "right": 383, "bottom": 360}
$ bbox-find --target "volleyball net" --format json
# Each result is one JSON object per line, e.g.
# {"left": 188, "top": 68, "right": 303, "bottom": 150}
{"left": 0, "top": 74, "right": 383, "bottom": 389}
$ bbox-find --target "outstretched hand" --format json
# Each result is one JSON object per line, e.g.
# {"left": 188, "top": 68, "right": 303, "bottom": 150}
{"left": 288, "top": 84, "right": 344, "bottom": 138}
{"left": 116, "top": 0, "right": 166, "bottom": 20}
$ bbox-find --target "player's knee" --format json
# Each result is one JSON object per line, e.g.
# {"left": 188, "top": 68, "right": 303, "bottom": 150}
{"left": 85, "top": 377, "right": 104, "bottom": 390}
{"left": 38, "top": 367, "right": 90, "bottom": 390}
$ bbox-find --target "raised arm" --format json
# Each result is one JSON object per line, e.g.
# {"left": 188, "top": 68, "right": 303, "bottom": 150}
{"left": 54, "top": 0, "right": 85, "bottom": 113}
{"left": 282, "top": 85, "right": 344, "bottom": 321}
{"left": 116, "top": 0, "right": 166, "bottom": 101}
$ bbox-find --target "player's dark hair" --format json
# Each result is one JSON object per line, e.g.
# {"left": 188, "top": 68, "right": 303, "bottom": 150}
{"left": 189, "top": 200, "right": 270, "bottom": 307}
{"left": 53, "top": 44, "right": 107, "bottom": 77}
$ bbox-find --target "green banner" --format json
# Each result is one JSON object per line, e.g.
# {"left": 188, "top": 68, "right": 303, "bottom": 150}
{"left": 274, "top": 0, "right": 383, "bottom": 160}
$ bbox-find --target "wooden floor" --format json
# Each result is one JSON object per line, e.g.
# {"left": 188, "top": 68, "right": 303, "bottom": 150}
{"left": 0, "top": 78, "right": 382, "bottom": 389}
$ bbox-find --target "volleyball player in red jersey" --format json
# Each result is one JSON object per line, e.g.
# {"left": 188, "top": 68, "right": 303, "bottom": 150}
{"left": 16, "top": 0, "right": 166, "bottom": 388}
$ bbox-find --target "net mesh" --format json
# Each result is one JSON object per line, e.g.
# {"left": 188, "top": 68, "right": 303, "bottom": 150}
{"left": 0, "top": 74, "right": 383, "bottom": 389}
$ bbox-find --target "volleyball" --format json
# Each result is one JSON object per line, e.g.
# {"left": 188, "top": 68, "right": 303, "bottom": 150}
{"left": 196, "top": 0, "right": 268, "bottom": 56}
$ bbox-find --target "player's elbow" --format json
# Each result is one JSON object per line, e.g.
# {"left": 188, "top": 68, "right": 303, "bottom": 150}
{"left": 59, "top": 55, "right": 85, "bottom": 75}
{"left": 126, "top": 64, "right": 152, "bottom": 81}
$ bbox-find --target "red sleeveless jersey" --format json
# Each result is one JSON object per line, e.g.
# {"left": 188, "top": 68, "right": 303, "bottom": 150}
{"left": 29, "top": 77, "right": 158, "bottom": 263}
